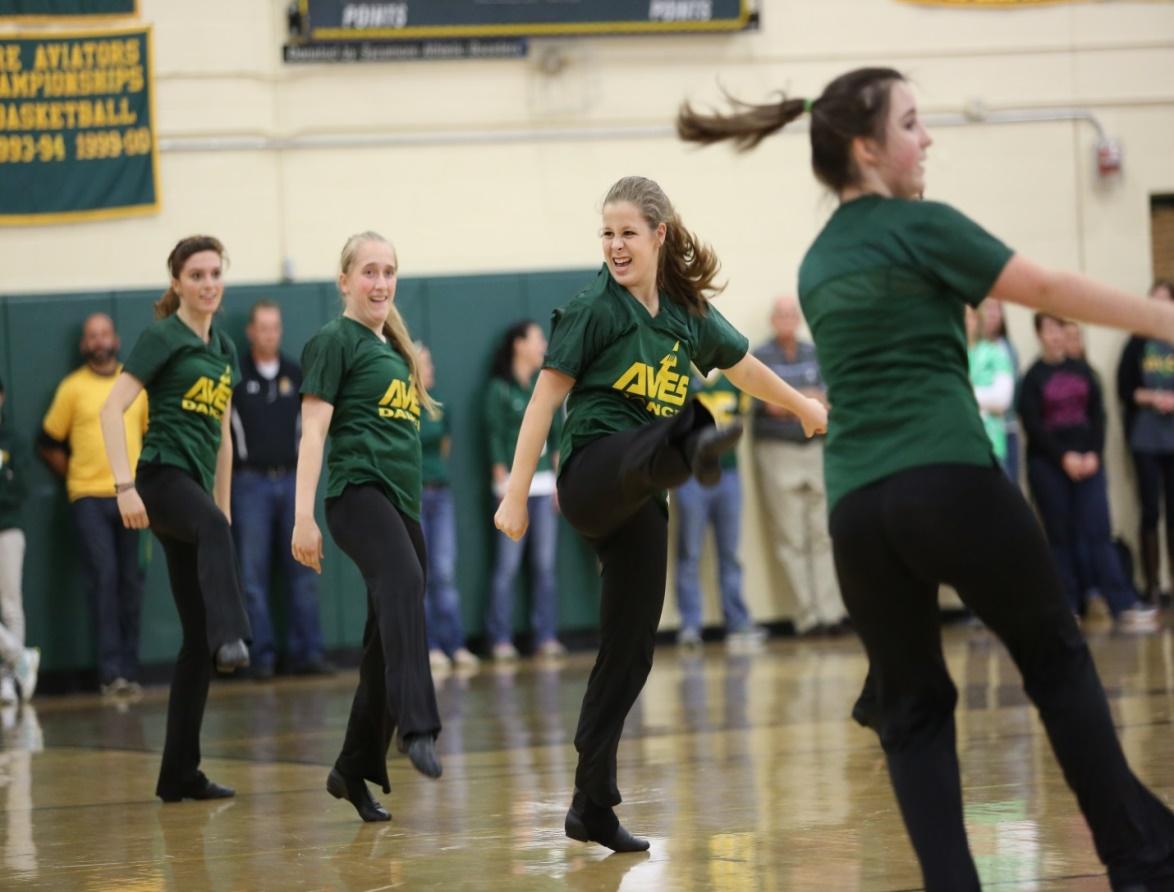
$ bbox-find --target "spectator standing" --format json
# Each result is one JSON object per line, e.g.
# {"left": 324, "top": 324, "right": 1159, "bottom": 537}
{"left": 485, "top": 321, "right": 563, "bottom": 660}
{"left": 40, "top": 313, "right": 148, "bottom": 696}
{"left": 1116, "top": 279, "right": 1174, "bottom": 605}
{"left": 966, "top": 304, "right": 1015, "bottom": 466}
{"left": 231, "top": 300, "right": 332, "bottom": 678}
{"left": 751, "top": 296, "right": 846, "bottom": 635}
{"left": 980, "top": 299, "right": 1023, "bottom": 483}
{"left": 0, "top": 376, "right": 39, "bottom": 704}
{"left": 674, "top": 370, "right": 764, "bottom": 651}
{"left": 1019, "top": 313, "right": 1156, "bottom": 629}
{"left": 415, "top": 344, "right": 479, "bottom": 672}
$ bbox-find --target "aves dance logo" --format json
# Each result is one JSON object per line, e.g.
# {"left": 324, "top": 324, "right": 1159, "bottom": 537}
{"left": 612, "top": 342, "right": 690, "bottom": 417}
{"left": 181, "top": 365, "right": 233, "bottom": 420}
{"left": 378, "top": 377, "right": 420, "bottom": 427}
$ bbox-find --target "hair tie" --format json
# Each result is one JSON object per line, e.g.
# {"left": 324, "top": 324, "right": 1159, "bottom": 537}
{"left": 804, "top": 98, "right": 814, "bottom": 114}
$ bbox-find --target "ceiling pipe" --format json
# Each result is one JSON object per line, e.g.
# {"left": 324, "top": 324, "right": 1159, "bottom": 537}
{"left": 157, "top": 105, "right": 1109, "bottom": 153}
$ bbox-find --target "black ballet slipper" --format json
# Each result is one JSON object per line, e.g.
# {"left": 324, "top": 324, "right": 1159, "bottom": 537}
{"left": 160, "top": 772, "right": 235, "bottom": 803}
{"left": 685, "top": 422, "right": 744, "bottom": 487}
{"left": 327, "top": 768, "right": 391, "bottom": 822}
{"left": 404, "top": 734, "right": 442, "bottom": 779}
{"left": 214, "top": 639, "right": 250, "bottom": 673}
{"left": 564, "top": 790, "right": 649, "bottom": 853}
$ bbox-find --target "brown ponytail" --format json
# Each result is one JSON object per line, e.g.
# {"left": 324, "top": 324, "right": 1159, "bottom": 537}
{"left": 677, "top": 93, "right": 807, "bottom": 152}
{"left": 156, "top": 235, "right": 227, "bottom": 319}
{"left": 677, "top": 67, "right": 905, "bottom": 194}
{"left": 338, "top": 231, "right": 438, "bottom": 417}
{"left": 603, "top": 176, "right": 722, "bottom": 316}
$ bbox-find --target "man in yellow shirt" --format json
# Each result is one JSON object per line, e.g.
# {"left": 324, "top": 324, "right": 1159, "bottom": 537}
{"left": 39, "top": 313, "right": 149, "bottom": 697}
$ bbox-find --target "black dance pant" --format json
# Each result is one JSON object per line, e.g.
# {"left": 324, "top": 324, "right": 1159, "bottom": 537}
{"left": 136, "top": 463, "right": 252, "bottom": 799}
{"left": 326, "top": 484, "right": 441, "bottom": 793}
{"left": 831, "top": 463, "right": 1174, "bottom": 891}
{"left": 557, "top": 400, "right": 713, "bottom": 808}
{"left": 1134, "top": 450, "right": 1174, "bottom": 535}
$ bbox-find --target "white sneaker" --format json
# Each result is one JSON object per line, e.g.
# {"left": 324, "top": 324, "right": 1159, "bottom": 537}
{"left": 726, "top": 626, "right": 767, "bottom": 654}
{"left": 0, "top": 673, "right": 15, "bottom": 705}
{"left": 1117, "top": 606, "right": 1160, "bottom": 633}
{"left": 452, "top": 648, "right": 480, "bottom": 669}
{"left": 1086, "top": 593, "right": 1111, "bottom": 622}
{"left": 492, "top": 642, "right": 519, "bottom": 661}
{"left": 429, "top": 649, "right": 451, "bottom": 674}
{"left": 14, "top": 648, "right": 39, "bottom": 702}
{"left": 537, "top": 639, "right": 567, "bottom": 659}
{"left": 676, "top": 627, "right": 702, "bottom": 650}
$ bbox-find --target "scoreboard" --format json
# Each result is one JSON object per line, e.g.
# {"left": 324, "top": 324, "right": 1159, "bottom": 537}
{"left": 294, "top": 0, "right": 752, "bottom": 41}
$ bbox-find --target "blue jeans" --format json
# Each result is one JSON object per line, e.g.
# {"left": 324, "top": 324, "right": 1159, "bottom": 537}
{"left": 71, "top": 497, "right": 144, "bottom": 684}
{"left": 1003, "top": 427, "right": 1021, "bottom": 487}
{"left": 486, "top": 494, "right": 558, "bottom": 646}
{"left": 419, "top": 485, "right": 467, "bottom": 655}
{"left": 232, "top": 470, "right": 323, "bottom": 669}
{"left": 674, "top": 471, "right": 750, "bottom": 633}
{"left": 1026, "top": 457, "right": 1138, "bottom": 615}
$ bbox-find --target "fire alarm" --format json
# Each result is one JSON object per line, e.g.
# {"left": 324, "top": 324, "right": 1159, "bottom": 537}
{"left": 1096, "top": 136, "right": 1123, "bottom": 177}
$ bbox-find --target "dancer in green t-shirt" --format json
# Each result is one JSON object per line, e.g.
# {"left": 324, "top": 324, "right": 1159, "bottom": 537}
{"left": 100, "top": 235, "right": 251, "bottom": 804}
{"left": 292, "top": 231, "right": 442, "bottom": 823}
{"left": 679, "top": 67, "right": 1174, "bottom": 890}
{"left": 495, "top": 176, "right": 827, "bottom": 852}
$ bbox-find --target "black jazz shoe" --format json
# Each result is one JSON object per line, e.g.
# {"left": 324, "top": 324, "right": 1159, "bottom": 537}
{"left": 404, "top": 734, "right": 442, "bottom": 779}
{"left": 564, "top": 789, "right": 649, "bottom": 853}
{"left": 160, "top": 772, "right": 235, "bottom": 803}
{"left": 326, "top": 768, "right": 390, "bottom": 822}
{"left": 215, "top": 639, "right": 250, "bottom": 673}
{"left": 686, "top": 422, "right": 744, "bottom": 487}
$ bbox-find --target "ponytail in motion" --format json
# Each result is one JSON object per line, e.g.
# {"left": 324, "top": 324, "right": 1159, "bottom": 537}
{"left": 677, "top": 67, "right": 906, "bottom": 193}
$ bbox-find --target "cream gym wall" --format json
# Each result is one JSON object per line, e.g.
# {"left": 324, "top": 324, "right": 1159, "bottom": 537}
{"left": 3, "top": 0, "right": 1173, "bottom": 628}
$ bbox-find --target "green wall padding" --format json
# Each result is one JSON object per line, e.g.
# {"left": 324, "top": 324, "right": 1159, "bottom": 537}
{"left": 0, "top": 268, "right": 599, "bottom": 673}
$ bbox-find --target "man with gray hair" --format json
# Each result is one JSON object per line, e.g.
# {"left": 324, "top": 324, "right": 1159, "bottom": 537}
{"left": 752, "top": 296, "right": 846, "bottom": 635}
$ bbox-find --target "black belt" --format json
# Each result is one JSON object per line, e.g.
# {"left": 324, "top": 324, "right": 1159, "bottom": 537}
{"left": 238, "top": 465, "right": 294, "bottom": 477}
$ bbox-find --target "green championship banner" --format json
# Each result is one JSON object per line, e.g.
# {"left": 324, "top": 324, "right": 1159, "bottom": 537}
{"left": 298, "top": 0, "right": 751, "bottom": 40}
{"left": 0, "top": 1, "right": 137, "bottom": 21}
{"left": 0, "top": 26, "right": 157, "bottom": 225}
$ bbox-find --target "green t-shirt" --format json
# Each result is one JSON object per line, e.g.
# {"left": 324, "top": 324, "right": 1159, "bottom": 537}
{"left": 798, "top": 196, "right": 1013, "bottom": 512}
{"left": 419, "top": 392, "right": 450, "bottom": 487}
{"left": 692, "top": 372, "right": 751, "bottom": 471}
{"left": 300, "top": 316, "right": 422, "bottom": 520}
{"left": 124, "top": 314, "right": 240, "bottom": 493}
{"left": 545, "top": 266, "right": 749, "bottom": 471}
{"left": 968, "top": 338, "right": 1014, "bottom": 461}
{"left": 485, "top": 376, "right": 557, "bottom": 473}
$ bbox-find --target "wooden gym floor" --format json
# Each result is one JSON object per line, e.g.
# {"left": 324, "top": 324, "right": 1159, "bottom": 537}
{"left": 0, "top": 622, "right": 1170, "bottom": 890}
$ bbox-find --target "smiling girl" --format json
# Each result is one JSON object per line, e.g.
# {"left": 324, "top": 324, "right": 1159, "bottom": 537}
{"left": 679, "top": 68, "right": 1174, "bottom": 890}
{"left": 495, "top": 176, "right": 827, "bottom": 852}
{"left": 100, "top": 234, "right": 252, "bottom": 803}
{"left": 292, "top": 231, "right": 442, "bottom": 823}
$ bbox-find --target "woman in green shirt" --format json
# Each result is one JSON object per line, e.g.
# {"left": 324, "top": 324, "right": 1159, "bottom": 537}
{"left": 291, "top": 231, "right": 442, "bottom": 823}
{"left": 100, "top": 235, "right": 251, "bottom": 803}
{"left": 494, "top": 176, "right": 827, "bottom": 852}
{"left": 679, "top": 68, "right": 1174, "bottom": 890}
{"left": 485, "top": 320, "right": 562, "bottom": 660}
